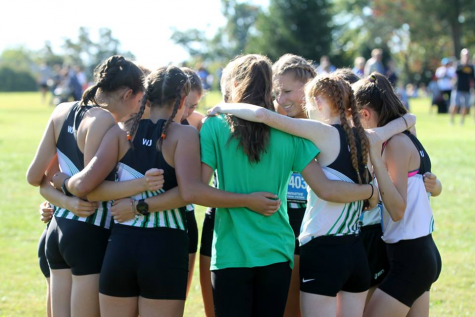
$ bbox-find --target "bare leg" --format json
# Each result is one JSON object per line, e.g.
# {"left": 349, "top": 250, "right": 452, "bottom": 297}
{"left": 461, "top": 107, "right": 468, "bottom": 124}
{"left": 100, "top": 294, "right": 138, "bottom": 317}
{"left": 50, "top": 269, "right": 72, "bottom": 317}
{"left": 363, "top": 289, "right": 409, "bottom": 317}
{"left": 407, "top": 292, "right": 429, "bottom": 317}
{"left": 187, "top": 253, "right": 196, "bottom": 297}
{"left": 337, "top": 291, "right": 367, "bottom": 317}
{"left": 199, "top": 255, "right": 215, "bottom": 317}
{"left": 300, "top": 291, "right": 336, "bottom": 317}
{"left": 71, "top": 274, "right": 100, "bottom": 317}
{"left": 139, "top": 297, "right": 185, "bottom": 317}
{"left": 364, "top": 285, "right": 378, "bottom": 308}
{"left": 284, "top": 254, "right": 301, "bottom": 317}
{"left": 46, "top": 277, "right": 52, "bottom": 317}
{"left": 449, "top": 105, "right": 458, "bottom": 124}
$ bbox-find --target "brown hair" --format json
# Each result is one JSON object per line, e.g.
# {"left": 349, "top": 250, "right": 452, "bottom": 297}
{"left": 353, "top": 72, "right": 408, "bottom": 127}
{"left": 181, "top": 67, "right": 203, "bottom": 95}
{"left": 81, "top": 55, "right": 144, "bottom": 106}
{"left": 225, "top": 54, "right": 274, "bottom": 163}
{"left": 273, "top": 54, "right": 316, "bottom": 83}
{"left": 333, "top": 68, "right": 361, "bottom": 84}
{"left": 305, "top": 74, "right": 369, "bottom": 184}
{"left": 127, "top": 66, "right": 190, "bottom": 149}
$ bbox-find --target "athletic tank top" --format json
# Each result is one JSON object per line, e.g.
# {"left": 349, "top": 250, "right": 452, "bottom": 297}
{"left": 382, "top": 131, "right": 434, "bottom": 243}
{"left": 299, "top": 125, "right": 367, "bottom": 245}
{"left": 116, "top": 119, "right": 187, "bottom": 230}
{"left": 360, "top": 177, "right": 382, "bottom": 227}
{"left": 54, "top": 102, "right": 114, "bottom": 229}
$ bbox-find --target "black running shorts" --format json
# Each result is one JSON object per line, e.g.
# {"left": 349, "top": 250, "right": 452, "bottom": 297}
{"left": 38, "top": 228, "right": 50, "bottom": 278}
{"left": 186, "top": 209, "right": 198, "bottom": 254}
{"left": 99, "top": 224, "right": 189, "bottom": 300}
{"left": 361, "top": 224, "right": 389, "bottom": 287}
{"left": 199, "top": 208, "right": 215, "bottom": 257}
{"left": 300, "top": 235, "right": 371, "bottom": 296}
{"left": 46, "top": 216, "right": 110, "bottom": 275}
{"left": 379, "top": 234, "right": 442, "bottom": 307}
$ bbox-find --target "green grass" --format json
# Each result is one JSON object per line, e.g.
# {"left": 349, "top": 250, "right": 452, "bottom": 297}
{"left": 0, "top": 92, "right": 474, "bottom": 316}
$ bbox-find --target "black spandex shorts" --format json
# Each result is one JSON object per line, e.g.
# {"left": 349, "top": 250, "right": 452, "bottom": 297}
{"left": 38, "top": 228, "right": 50, "bottom": 278}
{"left": 379, "top": 234, "right": 442, "bottom": 307}
{"left": 287, "top": 205, "right": 306, "bottom": 255}
{"left": 46, "top": 216, "right": 110, "bottom": 276}
{"left": 186, "top": 209, "right": 198, "bottom": 254}
{"left": 199, "top": 208, "right": 216, "bottom": 257}
{"left": 361, "top": 224, "right": 389, "bottom": 287}
{"left": 212, "top": 261, "right": 292, "bottom": 317}
{"left": 99, "top": 224, "right": 189, "bottom": 300}
{"left": 300, "top": 235, "right": 371, "bottom": 297}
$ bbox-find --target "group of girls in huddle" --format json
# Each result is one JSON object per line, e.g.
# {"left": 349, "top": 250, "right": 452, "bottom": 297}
{"left": 27, "top": 52, "right": 442, "bottom": 317}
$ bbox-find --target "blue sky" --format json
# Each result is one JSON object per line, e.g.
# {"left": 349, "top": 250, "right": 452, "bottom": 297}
{"left": 1, "top": 0, "right": 268, "bottom": 68}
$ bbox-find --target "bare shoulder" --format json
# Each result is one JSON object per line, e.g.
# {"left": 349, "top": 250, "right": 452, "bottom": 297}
{"left": 384, "top": 133, "right": 414, "bottom": 160}
{"left": 171, "top": 122, "right": 199, "bottom": 137}
{"left": 51, "top": 102, "right": 75, "bottom": 119}
{"left": 84, "top": 106, "right": 115, "bottom": 125}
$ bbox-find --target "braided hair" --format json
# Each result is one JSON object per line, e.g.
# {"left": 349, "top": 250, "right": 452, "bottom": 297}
{"left": 81, "top": 55, "right": 144, "bottom": 106}
{"left": 126, "top": 66, "right": 190, "bottom": 149}
{"left": 306, "top": 74, "right": 369, "bottom": 184}
{"left": 273, "top": 54, "right": 317, "bottom": 83}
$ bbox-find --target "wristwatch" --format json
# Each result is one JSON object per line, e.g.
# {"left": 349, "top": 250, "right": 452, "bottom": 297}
{"left": 136, "top": 199, "right": 150, "bottom": 216}
{"left": 61, "top": 178, "right": 73, "bottom": 197}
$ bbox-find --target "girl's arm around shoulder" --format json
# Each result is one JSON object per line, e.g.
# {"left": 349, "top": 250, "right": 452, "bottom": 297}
{"left": 368, "top": 113, "right": 416, "bottom": 143}
{"left": 208, "top": 102, "right": 337, "bottom": 149}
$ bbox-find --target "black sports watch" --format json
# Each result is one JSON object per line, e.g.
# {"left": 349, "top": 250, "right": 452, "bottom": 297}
{"left": 136, "top": 199, "right": 150, "bottom": 216}
{"left": 61, "top": 178, "right": 73, "bottom": 197}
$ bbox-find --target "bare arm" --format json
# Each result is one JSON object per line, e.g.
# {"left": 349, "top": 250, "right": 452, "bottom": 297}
{"left": 208, "top": 103, "right": 336, "bottom": 148}
{"left": 369, "top": 135, "right": 409, "bottom": 222}
{"left": 370, "top": 113, "right": 416, "bottom": 142}
{"left": 301, "top": 160, "right": 374, "bottom": 204}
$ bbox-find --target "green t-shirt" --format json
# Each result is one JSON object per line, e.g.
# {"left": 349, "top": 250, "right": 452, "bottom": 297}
{"left": 200, "top": 115, "right": 320, "bottom": 270}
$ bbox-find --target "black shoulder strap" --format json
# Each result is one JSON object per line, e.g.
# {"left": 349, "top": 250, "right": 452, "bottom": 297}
{"left": 403, "top": 131, "right": 431, "bottom": 174}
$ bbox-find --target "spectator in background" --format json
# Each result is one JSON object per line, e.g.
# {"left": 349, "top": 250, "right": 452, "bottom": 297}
{"left": 66, "top": 66, "right": 83, "bottom": 101}
{"left": 450, "top": 48, "right": 475, "bottom": 125}
{"left": 364, "top": 49, "right": 385, "bottom": 76}
{"left": 197, "top": 64, "right": 211, "bottom": 90}
{"left": 352, "top": 57, "right": 366, "bottom": 77}
{"left": 38, "top": 63, "right": 52, "bottom": 104}
{"left": 74, "top": 65, "right": 87, "bottom": 93}
{"left": 428, "top": 73, "right": 447, "bottom": 113}
{"left": 435, "top": 58, "right": 455, "bottom": 109}
{"left": 316, "top": 55, "right": 336, "bottom": 75}
{"left": 386, "top": 60, "right": 398, "bottom": 87}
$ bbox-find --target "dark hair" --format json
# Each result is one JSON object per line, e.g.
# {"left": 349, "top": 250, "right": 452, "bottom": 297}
{"left": 225, "top": 54, "right": 274, "bottom": 163}
{"left": 353, "top": 72, "right": 408, "bottom": 127}
{"left": 127, "top": 66, "right": 190, "bottom": 149}
{"left": 181, "top": 67, "right": 203, "bottom": 95}
{"left": 81, "top": 55, "right": 144, "bottom": 106}
{"left": 273, "top": 54, "right": 316, "bottom": 83}
{"left": 333, "top": 68, "right": 361, "bottom": 84}
{"left": 306, "top": 74, "right": 369, "bottom": 184}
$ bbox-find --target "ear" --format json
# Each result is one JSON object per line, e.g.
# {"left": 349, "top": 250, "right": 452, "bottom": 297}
{"left": 361, "top": 108, "right": 371, "bottom": 120}
{"left": 123, "top": 89, "right": 134, "bottom": 102}
{"left": 145, "top": 100, "right": 151, "bottom": 108}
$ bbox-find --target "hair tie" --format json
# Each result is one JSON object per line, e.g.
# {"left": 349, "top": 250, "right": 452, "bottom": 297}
{"left": 368, "top": 74, "right": 376, "bottom": 83}
{"left": 127, "top": 133, "right": 132, "bottom": 141}
{"left": 161, "top": 133, "right": 167, "bottom": 139}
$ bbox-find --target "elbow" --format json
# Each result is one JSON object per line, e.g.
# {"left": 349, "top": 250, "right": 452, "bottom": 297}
{"left": 181, "top": 190, "right": 197, "bottom": 204}
{"left": 389, "top": 205, "right": 406, "bottom": 222}
{"left": 317, "top": 188, "right": 333, "bottom": 201}
{"left": 26, "top": 171, "right": 42, "bottom": 187}
{"left": 180, "top": 182, "right": 200, "bottom": 204}
{"left": 72, "top": 184, "right": 90, "bottom": 198}
{"left": 255, "top": 108, "right": 267, "bottom": 122}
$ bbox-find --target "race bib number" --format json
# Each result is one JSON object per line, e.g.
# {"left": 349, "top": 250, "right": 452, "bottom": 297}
{"left": 287, "top": 173, "right": 308, "bottom": 203}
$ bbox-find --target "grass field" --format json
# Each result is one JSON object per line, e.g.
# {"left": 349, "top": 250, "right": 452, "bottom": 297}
{"left": 0, "top": 92, "right": 474, "bottom": 316}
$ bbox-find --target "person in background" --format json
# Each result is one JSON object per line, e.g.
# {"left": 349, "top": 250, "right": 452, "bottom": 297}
{"left": 386, "top": 60, "right": 398, "bottom": 87}
{"left": 316, "top": 56, "right": 336, "bottom": 75}
{"left": 74, "top": 65, "right": 88, "bottom": 94}
{"left": 435, "top": 58, "right": 455, "bottom": 109}
{"left": 38, "top": 63, "right": 52, "bottom": 104}
{"left": 450, "top": 48, "right": 475, "bottom": 125}
{"left": 352, "top": 57, "right": 366, "bottom": 78}
{"left": 365, "top": 49, "right": 385, "bottom": 77}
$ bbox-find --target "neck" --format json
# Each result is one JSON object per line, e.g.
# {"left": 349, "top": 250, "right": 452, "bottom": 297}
{"left": 104, "top": 104, "right": 121, "bottom": 123}
{"left": 322, "top": 114, "right": 340, "bottom": 125}
{"left": 149, "top": 106, "right": 173, "bottom": 123}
